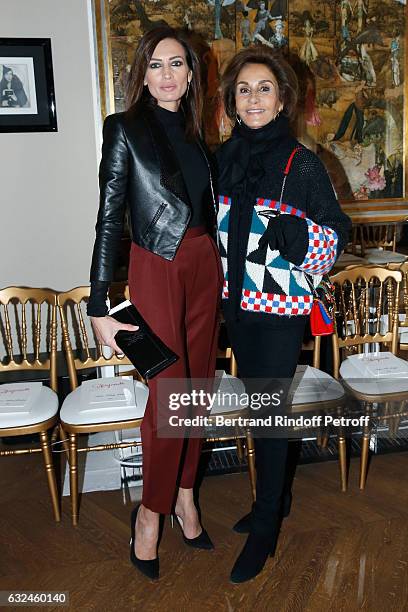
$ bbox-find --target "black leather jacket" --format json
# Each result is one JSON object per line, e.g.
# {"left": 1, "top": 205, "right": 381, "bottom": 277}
{"left": 90, "top": 103, "right": 218, "bottom": 282}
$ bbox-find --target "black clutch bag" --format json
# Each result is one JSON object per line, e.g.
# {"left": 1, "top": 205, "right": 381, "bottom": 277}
{"left": 109, "top": 301, "right": 178, "bottom": 379}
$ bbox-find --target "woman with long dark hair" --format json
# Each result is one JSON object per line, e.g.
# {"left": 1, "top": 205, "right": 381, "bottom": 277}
{"left": 0, "top": 66, "right": 28, "bottom": 107}
{"left": 216, "top": 47, "right": 351, "bottom": 583}
{"left": 87, "top": 27, "right": 222, "bottom": 580}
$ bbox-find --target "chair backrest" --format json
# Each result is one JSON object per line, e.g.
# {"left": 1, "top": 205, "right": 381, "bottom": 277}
{"left": 330, "top": 266, "right": 402, "bottom": 378}
{"left": 353, "top": 223, "right": 397, "bottom": 256}
{"left": 0, "top": 287, "right": 58, "bottom": 391}
{"left": 388, "top": 261, "right": 408, "bottom": 325}
{"left": 57, "top": 286, "right": 133, "bottom": 390}
{"left": 345, "top": 225, "right": 360, "bottom": 256}
{"left": 301, "top": 336, "right": 321, "bottom": 369}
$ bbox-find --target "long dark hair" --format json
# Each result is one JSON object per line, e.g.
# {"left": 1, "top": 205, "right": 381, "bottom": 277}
{"left": 221, "top": 47, "right": 298, "bottom": 121}
{"left": 126, "top": 27, "right": 202, "bottom": 140}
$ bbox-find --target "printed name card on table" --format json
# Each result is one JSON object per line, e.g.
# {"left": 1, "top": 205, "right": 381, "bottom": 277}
{"left": 352, "top": 352, "right": 408, "bottom": 379}
{"left": 81, "top": 377, "right": 136, "bottom": 411}
{"left": 0, "top": 382, "right": 42, "bottom": 414}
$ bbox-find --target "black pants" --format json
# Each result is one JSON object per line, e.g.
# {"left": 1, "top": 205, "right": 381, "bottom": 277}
{"left": 226, "top": 317, "right": 306, "bottom": 535}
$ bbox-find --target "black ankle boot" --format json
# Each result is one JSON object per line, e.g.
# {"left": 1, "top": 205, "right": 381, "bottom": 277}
{"left": 232, "top": 510, "right": 252, "bottom": 534}
{"left": 230, "top": 527, "right": 279, "bottom": 584}
{"left": 232, "top": 492, "right": 292, "bottom": 534}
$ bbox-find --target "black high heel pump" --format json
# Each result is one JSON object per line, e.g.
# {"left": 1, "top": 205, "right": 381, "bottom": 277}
{"left": 170, "top": 513, "right": 214, "bottom": 550}
{"left": 129, "top": 505, "right": 159, "bottom": 580}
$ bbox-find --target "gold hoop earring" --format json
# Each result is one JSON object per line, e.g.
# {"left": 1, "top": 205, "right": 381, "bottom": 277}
{"left": 185, "top": 80, "right": 191, "bottom": 97}
{"left": 274, "top": 110, "right": 281, "bottom": 121}
{"left": 236, "top": 113, "right": 242, "bottom": 125}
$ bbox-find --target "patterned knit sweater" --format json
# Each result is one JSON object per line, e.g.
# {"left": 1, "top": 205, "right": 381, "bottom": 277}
{"left": 216, "top": 129, "right": 351, "bottom": 324}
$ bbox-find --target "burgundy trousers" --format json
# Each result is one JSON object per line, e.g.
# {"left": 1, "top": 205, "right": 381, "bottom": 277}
{"left": 128, "top": 227, "right": 223, "bottom": 514}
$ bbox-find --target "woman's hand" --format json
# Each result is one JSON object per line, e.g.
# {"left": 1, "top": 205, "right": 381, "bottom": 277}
{"left": 258, "top": 215, "right": 308, "bottom": 259}
{"left": 258, "top": 214, "right": 285, "bottom": 251}
{"left": 90, "top": 315, "right": 139, "bottom": 355}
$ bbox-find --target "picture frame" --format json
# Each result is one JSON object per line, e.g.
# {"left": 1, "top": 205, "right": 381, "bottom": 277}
{"left": 91, "top": 0, "right": 407, "bottom": 205}
{"left": 91, "top": 0, "right": 237, "bottom": 146}
{"left": 92, "top": 0, "right": 114, "bottom": 122}
{"left": 287, "top": 0, "right": 408, "bottom": 205}
{"left": 0, "top": 38, "right": 57, "bottom": 133}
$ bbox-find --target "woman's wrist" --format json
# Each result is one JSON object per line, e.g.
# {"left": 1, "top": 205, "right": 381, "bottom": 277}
{"left": 87, "top": 280, "right": 110, "bottom": 317}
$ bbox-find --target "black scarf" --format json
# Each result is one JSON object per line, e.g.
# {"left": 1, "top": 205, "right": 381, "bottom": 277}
{"left": 216, "top": 114, "right": 295, "bottom": 322}
{"left": 217, "top": 114, "right": 293, "bottom": 196}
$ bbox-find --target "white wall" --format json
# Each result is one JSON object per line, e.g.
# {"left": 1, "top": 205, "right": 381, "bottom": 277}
{"left": 0, "top": 0, "right": 100, "bottom": 291}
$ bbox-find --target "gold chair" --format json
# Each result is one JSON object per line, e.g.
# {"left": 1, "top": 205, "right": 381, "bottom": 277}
{"left": 215, "top": 335, "right": 347, "bottom": 497}
{"left": 216, "top": 317, "right": 245, "bottom": 460}
{"left": 213, "top": 319, "right": 323, "bottom": 499}
{"left": 351, "top": 223, "right": 406, "bottom": 264}
{"left": 290, "top": 331, "right": 348, "bottom": 490}
{"left": 301, "top": 335, "right": 321, "bottom": 369}
{"left": 57, "top": 286, "right": 148, "bottom": 525}
{"left": 330, "top": 266, "right": 408, "bottom": 489}
{"left": 300, "top": 333, "right": 330, "bottom": 449}
{"left": 354, "top": 263, "right": 408, "bottom": 462}
{"left": 288, "top": 363, "right": 347, "bottom": 491}
{"left": 0, "top": 287, "right": 60, "bottom": 521}
{"left": 387, "top": 261, "right": 408, "bottom": 351}
{"left": 207, "top": 353, "right": 257, "bottom": 502}
{"left": 58, "top": 286, "right": 247, "bottom": 522}
{"left": 354, "top": 223, "right": 397, "bottom": 254}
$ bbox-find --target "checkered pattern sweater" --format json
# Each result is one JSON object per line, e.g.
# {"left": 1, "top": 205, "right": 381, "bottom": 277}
{"left": 216, "top": 141, "right": 351, "bottom": 322}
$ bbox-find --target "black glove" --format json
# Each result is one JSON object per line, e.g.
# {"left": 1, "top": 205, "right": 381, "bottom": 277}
{"left": 258, "top": 214, "right": 309, "bottom": 266}
{"left": 258, "top": 214, "right": 285, "bottom": 251}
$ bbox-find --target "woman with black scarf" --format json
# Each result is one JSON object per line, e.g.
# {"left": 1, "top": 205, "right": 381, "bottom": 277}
{"left": 216, "top": 47, "right": 351, "bottom": 583}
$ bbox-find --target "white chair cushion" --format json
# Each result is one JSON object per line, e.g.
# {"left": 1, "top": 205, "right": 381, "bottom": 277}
{"left": 340, "top": 351, "right": 408, "bottom": 395}
{"left": 365, "top": 250, "right": 407, "bottom": 264}
{"left": 0, "top": 383, "right": 58, "bottom": 429}
{"left": 60, "top": 378, "right": 148, "bottom": 426}
{"left": 291, "top": 365, "right": 344, "bottom": 405}
{"left": 209, "top": 368, "right": 344, "bottom": 413}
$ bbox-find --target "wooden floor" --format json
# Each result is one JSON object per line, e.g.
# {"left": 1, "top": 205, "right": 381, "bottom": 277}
{"left": 1, "top": 450, "right": 408, "bottom": 612}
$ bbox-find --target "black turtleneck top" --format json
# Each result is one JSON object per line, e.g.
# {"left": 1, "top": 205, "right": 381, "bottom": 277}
{"left": 153, "top": 104, "right": 208, "bottom": 228}
{"left": 87, "top": 104, "right": 209, "bottom": 317}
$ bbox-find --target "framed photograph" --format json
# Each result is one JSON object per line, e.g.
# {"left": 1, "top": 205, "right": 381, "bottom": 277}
{"left": 0, "top": 38, "right": 57, "bottom": 132}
